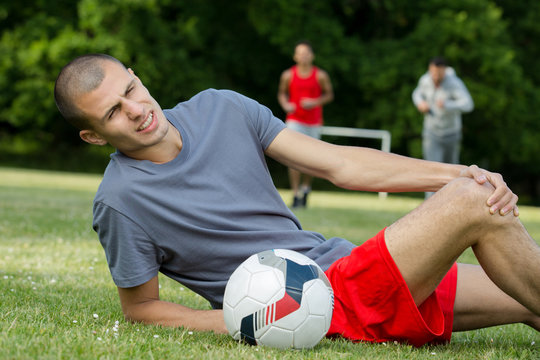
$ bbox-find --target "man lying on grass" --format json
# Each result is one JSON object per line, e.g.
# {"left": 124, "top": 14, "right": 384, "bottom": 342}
{"left": 54, "top": 54, "right": 540, "bottom": 347}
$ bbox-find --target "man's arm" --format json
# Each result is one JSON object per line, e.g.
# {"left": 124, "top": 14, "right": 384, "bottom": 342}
{"left": 445, "top": 77, "right": 474, "bottom": 113}
{"left": 277, "top": 70, "right": 295, "bottom": 113}
{"left": 316, "top": 69, "right": 334, "bottom": 106}
{"left": 117, "top": 275, "right": 227, "bottom": 333}
{"left": 265, "top": 128, "right": 518, "bottom": 215}
{"left": 412, "top": 76, "right": 430, "bottom": 113}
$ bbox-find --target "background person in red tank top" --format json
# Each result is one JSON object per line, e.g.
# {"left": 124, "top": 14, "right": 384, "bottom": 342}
{"left": 278, "top": 41, "right": 334, "bottom": 208}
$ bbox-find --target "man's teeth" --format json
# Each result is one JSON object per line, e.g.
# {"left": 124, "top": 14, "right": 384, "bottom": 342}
{"left": 138, "top": 113, "right": 153, "bottom": 131}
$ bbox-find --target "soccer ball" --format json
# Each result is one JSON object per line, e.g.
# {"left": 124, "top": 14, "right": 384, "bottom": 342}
{"left": 223, "top": 249, "right": 334, "bottom": 349}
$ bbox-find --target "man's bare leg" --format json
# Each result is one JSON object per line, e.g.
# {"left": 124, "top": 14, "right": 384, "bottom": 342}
{"left": 385, "top": 177, "right": 540, "bottom": 320}
{"left": 288, "top": 168, "right": 301, "bottom": 196}
{"left": 301, "top": 174, "right": 313, "bottom": 191}
{"left": 454, "top": 264, "right": 540, "bottom": 331}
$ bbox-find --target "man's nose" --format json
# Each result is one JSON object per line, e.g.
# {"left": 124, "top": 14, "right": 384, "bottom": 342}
{"left": 124, "top": 99, "right": 144, "bottom": 119}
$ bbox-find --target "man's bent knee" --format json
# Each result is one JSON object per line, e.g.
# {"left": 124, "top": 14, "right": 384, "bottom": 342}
{"left": 439, "top": 177, "right": 517, "bottom": 233}
{"left": 439, "top": 177, "right": 492, "bottom": 205}
{"left": 433, "top": 178, "right": 497, "bottom": 225}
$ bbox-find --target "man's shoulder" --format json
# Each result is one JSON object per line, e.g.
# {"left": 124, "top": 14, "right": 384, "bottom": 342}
{"left": 444, "top": 73, "right": 467, "bottom": 89}
{"left": 182, "top": 88, "right": 243, "bottom": 104}
{"left": 94, "top": 156, "right": 159, "bottom": 217}
{"left": 283, "top": 67, "right": 294, "bottom": 75}
{"left": 165, "top": 89, "right": 246, "bottom": 117}
{"left": 95, "top": 157, "right": 131, "bottom": 198}
{"left": 95, "top": 152, "right": 156, "bottom": 202}
{"left": 280, "top": 68, "right": 293, "bottom": 81}
{"left": 418, "top": 72, "right": 432, "bottom": 84}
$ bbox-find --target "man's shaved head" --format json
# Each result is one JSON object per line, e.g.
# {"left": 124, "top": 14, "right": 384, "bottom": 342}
{"left": 54, "top": 54, "right": 126, "bottom": 130}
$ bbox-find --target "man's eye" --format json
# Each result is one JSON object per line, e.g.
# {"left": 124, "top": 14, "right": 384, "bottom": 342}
{"left": 108, "top": 108, "right": 117, "bottom": 119}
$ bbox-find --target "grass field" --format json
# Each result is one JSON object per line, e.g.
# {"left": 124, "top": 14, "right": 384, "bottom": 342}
{"left": 1, "top": 167, "right": 539, "bottom": 359}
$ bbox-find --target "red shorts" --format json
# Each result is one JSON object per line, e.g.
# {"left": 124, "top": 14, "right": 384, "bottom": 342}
{"left": 324, "top": 228, "right": 458, "bottom": 347}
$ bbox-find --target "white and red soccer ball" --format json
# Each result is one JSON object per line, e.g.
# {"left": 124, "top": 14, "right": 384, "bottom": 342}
{"left": 223, "top": 249, "right": 334, "bottom": 349}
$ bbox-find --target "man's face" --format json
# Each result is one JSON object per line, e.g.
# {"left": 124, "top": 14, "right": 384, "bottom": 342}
{"left": 75, "top": 61, "right": 170, "bottom": 159}
{"left": 428, "top": 63, "right": 446, "bottom": 86}
{"left": 293, "top": 44, "right": 314, "bottom": 66}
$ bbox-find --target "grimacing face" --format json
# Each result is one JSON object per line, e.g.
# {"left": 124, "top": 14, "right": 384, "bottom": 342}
{"left": 75, "top": 61, "right": 171, "bottom": 160}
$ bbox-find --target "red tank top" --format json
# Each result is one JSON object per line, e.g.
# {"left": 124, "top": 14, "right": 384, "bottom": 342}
{"left": 286, "top": 65, "right": 323, "bottom": 126}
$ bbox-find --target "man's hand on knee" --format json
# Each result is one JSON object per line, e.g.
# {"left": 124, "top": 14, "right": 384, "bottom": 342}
{"left": 459, "top": 165, "right": 519, "bottom": 217}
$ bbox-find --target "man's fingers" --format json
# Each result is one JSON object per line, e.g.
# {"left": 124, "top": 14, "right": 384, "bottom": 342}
{"left": 500, "top": 194, "right": 519, "bottom": 216}
{"left": 487, "top": 185, "right": 518, "bottom": 216}
{"left": 461, "top": 165, "right": 487, "bottom": 185}
{"left": 461, "top": 164, "right": 519, "bottom": 217}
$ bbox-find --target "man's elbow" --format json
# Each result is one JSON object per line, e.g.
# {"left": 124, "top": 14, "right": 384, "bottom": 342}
{"left": 327, "top": 164, "right": 357, "bottom": 190}
{"left": 120, "top": 299, "right": 157, "bottom": 325}
{"left": 122, "top": 305, "right": 144, "bottom": 324}
{"left": 123, "top": 313, "right": 138, "bottom": 324}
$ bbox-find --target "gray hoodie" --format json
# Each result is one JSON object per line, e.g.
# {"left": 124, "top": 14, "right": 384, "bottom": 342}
{"left": 412, "top": 67, "right": 474, "bottom": 137}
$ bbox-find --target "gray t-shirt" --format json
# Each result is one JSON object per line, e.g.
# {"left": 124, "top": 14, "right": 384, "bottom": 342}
{"left": 93, "top": 89, "right": 355, "bottom": 308}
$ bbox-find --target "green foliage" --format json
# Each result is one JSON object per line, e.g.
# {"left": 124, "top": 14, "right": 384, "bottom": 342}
{"left": 2, "top": 0, "right": 540, "bottom": 200}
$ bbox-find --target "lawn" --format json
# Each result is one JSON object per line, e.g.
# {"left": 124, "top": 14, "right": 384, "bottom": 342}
{"left": 0, "top": 167, "right": 539, "bottom": 359}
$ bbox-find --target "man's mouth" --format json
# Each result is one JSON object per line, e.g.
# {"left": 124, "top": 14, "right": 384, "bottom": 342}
{"left": 138, "top": 112, "right": 154, "bottom": 131}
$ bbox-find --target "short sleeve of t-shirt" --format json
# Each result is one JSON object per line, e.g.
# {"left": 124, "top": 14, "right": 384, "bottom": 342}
{"left": 223, "top": 90, "right": 285, "bottom": 150}
{"left": 93, "top": 202, "right": 161, "bottom": 288}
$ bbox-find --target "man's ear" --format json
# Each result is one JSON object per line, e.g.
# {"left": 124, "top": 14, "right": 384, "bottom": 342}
{"left": 79, "top": 130, "right": 108, "bottom": 146}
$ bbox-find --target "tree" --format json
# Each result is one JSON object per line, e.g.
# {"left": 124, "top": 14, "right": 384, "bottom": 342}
{"left": 2, "top": 0, "right": 540, "bottom": 201}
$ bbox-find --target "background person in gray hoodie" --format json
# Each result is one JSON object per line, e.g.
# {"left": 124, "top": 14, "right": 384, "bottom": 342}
{"left": 413, "top": 56, "right": 474, "bottom": 198}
